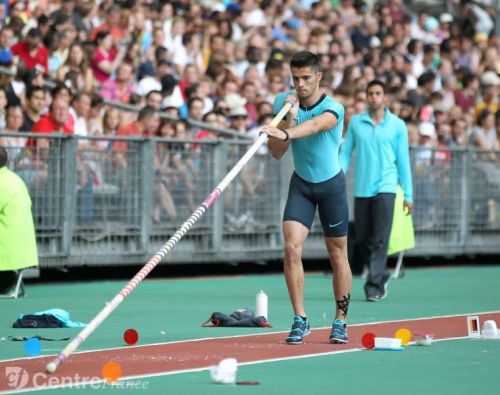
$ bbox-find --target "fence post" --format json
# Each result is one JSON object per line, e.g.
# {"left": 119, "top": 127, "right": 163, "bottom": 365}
{"left": 140, "top": 138, "right": 155, "bottom": 253}
{"left": 211, "top": 140, "right": 227, "bottom": 252}
{"left": 62, "top": 136, "right": 78, "bottom": 255}
{"left": 459, "top": 148, "right": 471, "bottom": 251}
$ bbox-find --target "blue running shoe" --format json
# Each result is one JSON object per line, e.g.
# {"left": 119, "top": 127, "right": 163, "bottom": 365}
{"left": 330, "top": 319, "right": 348, "bottom": 344}
{"left": 285, "top": 316, "right": 310, "bottom": 344}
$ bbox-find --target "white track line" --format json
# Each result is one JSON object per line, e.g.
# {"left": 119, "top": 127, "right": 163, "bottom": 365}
{"left": 1, "top": 310, "right": 498, "bottom": 364}
{"left": 0, "top": 335, "right": 473, "bottom": 395}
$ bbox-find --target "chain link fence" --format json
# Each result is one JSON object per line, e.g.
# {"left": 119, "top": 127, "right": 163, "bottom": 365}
{"left": 2, "top": 135, "right": 500, "bottom": 267}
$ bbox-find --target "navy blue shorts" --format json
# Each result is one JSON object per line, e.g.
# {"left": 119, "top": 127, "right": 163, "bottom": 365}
{"left": 283, "top": 171, "right": 349, "bottom": 237}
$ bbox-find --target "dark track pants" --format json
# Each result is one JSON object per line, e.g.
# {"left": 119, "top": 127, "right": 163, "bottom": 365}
{"left": 353, "top": 193, "right": 396, "bottom": 297}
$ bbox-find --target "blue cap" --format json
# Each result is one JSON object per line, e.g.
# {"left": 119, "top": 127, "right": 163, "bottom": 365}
{"left": 284, "top": 18, "right": 302, "bottom": 30}
{"left": 0, "top": 49, "right": 13, "bottom": 64}
{"left": 424, "top": 16, "right": 439, "bottom": 32}
{"left": 226, "top": 3, "right": 242, "bottom": 14}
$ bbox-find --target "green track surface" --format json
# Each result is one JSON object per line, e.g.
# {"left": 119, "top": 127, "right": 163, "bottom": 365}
{"left": 1, "top": 266, "right": 499, "bottom": 394}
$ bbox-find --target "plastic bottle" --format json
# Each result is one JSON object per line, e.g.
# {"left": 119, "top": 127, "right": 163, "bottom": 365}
{"left": 256, "top": 290, "right": 268, "bottom": 320}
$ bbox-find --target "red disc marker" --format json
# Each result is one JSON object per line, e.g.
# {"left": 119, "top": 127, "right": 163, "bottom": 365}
{"left": 123, "top": 328, "right": 139, "bottom": 345}
{"left": 361, "top": 332, "right": 376, "bottom": 349}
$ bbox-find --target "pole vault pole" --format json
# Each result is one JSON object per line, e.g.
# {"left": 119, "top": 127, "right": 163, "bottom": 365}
{"left": 45, "top": 101, "right": 293, "bottom": 373}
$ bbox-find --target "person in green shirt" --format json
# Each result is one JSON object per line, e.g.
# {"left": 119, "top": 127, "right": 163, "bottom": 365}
{"left": 0, "top": 146, "right": 38, "bottom": 294}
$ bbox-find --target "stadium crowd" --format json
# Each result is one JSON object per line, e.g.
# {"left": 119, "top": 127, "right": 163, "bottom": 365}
{"left": 0, "top": 0, "right": 498, "bottom": 225}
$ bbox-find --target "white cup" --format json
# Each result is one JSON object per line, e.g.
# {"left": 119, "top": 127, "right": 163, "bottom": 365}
{"left": 482, "top": 320, "right": 498, "bottom": 338}
{"left": 210, "top": 358, "right": 238, "bottom": 384}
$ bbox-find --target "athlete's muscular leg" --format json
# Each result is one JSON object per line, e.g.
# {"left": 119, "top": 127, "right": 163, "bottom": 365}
{"left": 283, "top": 221, "right": 309, "bottom": 317}
{"left": 325, "top": 236, "right": 352, "bottom": 320}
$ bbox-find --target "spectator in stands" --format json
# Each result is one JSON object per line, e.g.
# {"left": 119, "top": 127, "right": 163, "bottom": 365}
{"left": 453, "top": 73, "right": 479, "bottom": 112}
{"left": 48, "top": 28, "right": 74, "bottom": 74}
{"left": 49, "top": 0, "right": 87, "bottom": 36}
{"left": 178, "top": 64, "right": 200, "bottom": 100}
{"left": 154, "top": 119, "right": 177, "bottom": 224}
{"left": 19, "top": 65, "right": 45, "bottom": 99}
{"left": 86, "top": 94, "right": 105, "bottom": 138}
{"left": 0, "top": 26, "right": 14, "bottom": 65}
{"left": 123, "top": 40, "right": 143, "bottom": 74}
{"left": 110, "top": 106, "right": 159, "bottom": 195}
{"left": 113, "top": 105, "right": 159, "bottom": 152}
{"left": 161, "top": 74, "right": 184, "bottom": 112}
{"left": 0, "top": 105, "right": 25, "bottom": 159}
{"left": 173, "top": 32, "right": 203, "bottom": 73}
{"left": 496, "top": 109, "right": 500, "bottom": 142}
{"left": 171, "top": 119, "right": 197, "bottom": 212}
{"left": 407, "top": 71, "right": 436, "bottom": 113}
{"left": 228, "top": 105, "right": 249, "bottom": 134}
{"left": 241, "top": 81, "right": 258, "bottom": 127}
{"left": 12, "top": 28, "right": 48, "bottom": 73}
{"left": 335, "top": 64, "right": 362, "bottom": 100}
{"left": 193, "top": 111, "right": 219, "bottom": 153}
{"left": 21, "top": 87, "right": 45, "bottom": 132}
{"left": 0, "top": 86, "right": 7, "bottom": 129}
{"left": 93, "top": 107, "right": 120, "bottom": 152}
{"left": 56, "top": 43, "right": 94, "bottom": 93}
{"left": 100, "top": 62, "right": 136, "bottom": 103}
{"left": 89, "top": 4, "right": 125, "bottom": 42}
{"left": 0, "top": 63, "right": 20, "bottom": 107}
{"left": 351, "top": 15, "right": 379, "bottom": 52}
{"left": 448, "top": 118, "right": 467, "bottom": 147}
{"left": 469, "top": 109, "right": 498, "bottom": 162}
{"left": 19, "top": 98, "right": 71, "bottom": 186}
{"left": 91, "top": 30, "right": 124, "bottom": 85}
{"left": 186, "top": 96, "right": 204, "bottom": 126}
{"left": 30, "top": 96, "right": 72, "bottom": 137}
{"left": 70, "top": 92, "right": 91, "bottom": 140}
{"left": 475, "top": 71, "right": 499, "bottom": 121}
{"left": 137, "top": 58, "right": 174, "bottom": 96}
{"left": 145, "top": 90, "right": 162, "bottom": 110}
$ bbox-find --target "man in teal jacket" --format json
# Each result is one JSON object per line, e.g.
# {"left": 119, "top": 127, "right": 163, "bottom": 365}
{"left": 340, "top": 80, "right": 413, "bottom": 301}
{"left": 0, "top": 146, "right": 38, "bottom": 294}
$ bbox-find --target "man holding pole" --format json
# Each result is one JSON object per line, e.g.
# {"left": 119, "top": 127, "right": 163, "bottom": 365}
{"left": 261, "top": 51, "right": 352, "bottom": 345}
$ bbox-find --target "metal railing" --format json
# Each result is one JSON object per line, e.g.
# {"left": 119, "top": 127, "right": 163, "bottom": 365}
{"left": 2, "top": 135, "right": 499, "bottom": 267}
{"left": 0, "top": 65, "right": 250, "bottom": 140}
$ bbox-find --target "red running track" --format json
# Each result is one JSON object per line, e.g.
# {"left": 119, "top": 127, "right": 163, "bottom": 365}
{"left": 1, "top": 312, "right": 499, "bottom": 393}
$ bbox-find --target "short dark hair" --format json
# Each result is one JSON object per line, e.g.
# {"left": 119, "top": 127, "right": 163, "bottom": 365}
{"left": 26, "top": 86, "right": 45, "bottom": 100}
{"left": 462, "top": 73, "right": 476, "bottom": 88}
{"left": 417, "top": 71, "right": 436, "bottom": 87}
{"left": 0, "top": 146, "right": 7, "bottom": 168}
{"left": 138, "top": 105, "right": 157, "bottom": 120}
{"left": 6, "top": 103, "right": 23, "bottom": 114}
{"left": 188, "top": 96, "right": 203, "bottom": 110}
{"left": 366, "top": 79, "right": 386, "bottom": 93}
{"left": 95, "top": 30, "right": 110, "bottom": 43}
{"left": 146, "top": 90, "right": 162, "bottom": 99}
{"left": 51, "top": 82, "right": 71, "bottom": 99}
{"left": 27, "top": 28, "right": 42, "bottom": 38}
{"left": 290, "top": 51, "right": 320, "bottom": 72}
{"left": 477, "top": 109, "right": 492, "bottom": 126}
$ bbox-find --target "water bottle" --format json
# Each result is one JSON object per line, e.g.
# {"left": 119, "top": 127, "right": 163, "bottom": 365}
{"left": 256, "top": 290, "right": 268, "bottom": 320}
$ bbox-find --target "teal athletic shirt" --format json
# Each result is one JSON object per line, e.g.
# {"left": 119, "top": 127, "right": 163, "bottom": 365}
{"left": 339, "top": 108, "right": 413, "bottom": 203}
{"left": 273, "top": 92, "right": 345, "bottom": 183}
